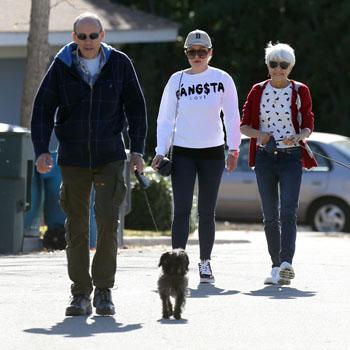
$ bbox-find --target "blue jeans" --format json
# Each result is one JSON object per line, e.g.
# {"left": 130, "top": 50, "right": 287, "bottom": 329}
{"left": 24, "top": 152, "right": 65, "bottom": 236}
{"left": 171, "top": 153, "right": 225, "bottom": 260}
{"left": 254, "top": 147, "right": 302, "bottom": 267}
{"left": 89, "top": 189, "right": 97, "bottom": 248}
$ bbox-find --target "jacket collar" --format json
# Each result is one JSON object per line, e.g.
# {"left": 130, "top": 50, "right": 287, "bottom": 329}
{"left": 55, "top": 41, "right": 114, "bottom": 67}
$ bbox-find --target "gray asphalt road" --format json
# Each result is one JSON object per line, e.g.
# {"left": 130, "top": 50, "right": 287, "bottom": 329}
{"left": 1, "top": 230, "right": 349, "bottom": 350}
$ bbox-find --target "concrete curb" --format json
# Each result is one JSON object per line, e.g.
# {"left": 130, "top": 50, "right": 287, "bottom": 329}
{"left": 23, "top": 237, "right": 42, "bottom": 253}
{"left": 122, "top": 235, "right": 251, "bottom": 247}
{"left": 19, "top": 230, "right": 350, "bottom": 253}
{"left": 121, "top": 229, "right": 350, "bottom": 247}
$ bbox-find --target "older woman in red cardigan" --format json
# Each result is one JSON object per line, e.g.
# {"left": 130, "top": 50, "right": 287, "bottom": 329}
{"left": 241, "top": 42, "right": 317, "bottom": 286}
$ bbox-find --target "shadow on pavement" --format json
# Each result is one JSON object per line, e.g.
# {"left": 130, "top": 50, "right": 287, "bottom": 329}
{"left": 157, "top": 318, "right": 188, "bottom": 324}
{"left": 23, "top": 316, "right": 142, "bottom": 337}
{"left": 189, "top": 284, "right": 240, "bottom": 298}
{"left": 244, "top": 286, "right": 317, "bottom": 300}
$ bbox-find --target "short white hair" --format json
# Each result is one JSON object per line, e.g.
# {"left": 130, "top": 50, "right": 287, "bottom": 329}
{"left": 264, "top": 42, "right": 295, "bottom": 67}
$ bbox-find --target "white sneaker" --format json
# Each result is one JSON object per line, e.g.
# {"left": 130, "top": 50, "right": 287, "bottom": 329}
{"left": 198, "top": 260, "right": 215, "bottom": 283}
{"left": 264, "top": 267, "right": 281, "bottom": 285}
{"left": 279, "top": 261, "right": 295, "bottom": 285}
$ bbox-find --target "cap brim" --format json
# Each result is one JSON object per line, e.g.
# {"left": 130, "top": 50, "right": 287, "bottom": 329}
{"left": 184, "top": 42, "right": 211, "bottom": 48}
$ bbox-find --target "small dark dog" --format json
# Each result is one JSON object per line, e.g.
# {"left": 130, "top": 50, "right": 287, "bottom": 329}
{"left": 158, "top": 250, "right": 189, "bottom": 320}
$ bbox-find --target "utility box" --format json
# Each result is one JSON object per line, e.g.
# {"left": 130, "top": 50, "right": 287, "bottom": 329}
{"left": 0, "top": 123, "right": 33, "bottom": 254}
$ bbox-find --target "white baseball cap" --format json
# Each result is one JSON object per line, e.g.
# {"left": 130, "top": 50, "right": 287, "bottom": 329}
{"left": 184, "top": 29, "right": 212, "bottom": 49}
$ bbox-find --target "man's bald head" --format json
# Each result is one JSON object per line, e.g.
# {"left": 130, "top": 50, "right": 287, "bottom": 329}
{"left": 73, "top": 12, "right": 103, "bottom": 33}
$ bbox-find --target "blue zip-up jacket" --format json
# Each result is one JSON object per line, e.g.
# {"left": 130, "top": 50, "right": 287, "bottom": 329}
{"left": 31, "top": 42, "right": 147, "bottom": 167}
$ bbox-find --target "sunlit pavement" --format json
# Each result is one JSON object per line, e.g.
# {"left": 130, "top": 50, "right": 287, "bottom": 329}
{"left": 1, "top": 229, "right": 349, "bottom": 350}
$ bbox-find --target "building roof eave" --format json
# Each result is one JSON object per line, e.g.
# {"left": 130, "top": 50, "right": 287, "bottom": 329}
{"left": 0, "top": 28, "right": 178, "bottom": 47}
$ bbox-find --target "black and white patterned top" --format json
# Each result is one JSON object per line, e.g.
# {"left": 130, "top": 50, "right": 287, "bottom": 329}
{"left": 259, "top": 82, "right": 297, "bottom": 148}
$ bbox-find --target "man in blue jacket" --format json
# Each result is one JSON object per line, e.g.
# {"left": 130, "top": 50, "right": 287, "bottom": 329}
{"left": 31, "top": 12, "right": 147, "bottom": 316}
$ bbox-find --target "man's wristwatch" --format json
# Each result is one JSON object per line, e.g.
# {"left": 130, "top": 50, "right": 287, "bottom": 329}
{"left": 228, "top": 150, "right": 239, "bottom": 158}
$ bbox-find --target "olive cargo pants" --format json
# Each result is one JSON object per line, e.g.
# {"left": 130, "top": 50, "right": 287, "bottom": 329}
{"left": 60, "top": 161, "right": 126, "bottom": 296}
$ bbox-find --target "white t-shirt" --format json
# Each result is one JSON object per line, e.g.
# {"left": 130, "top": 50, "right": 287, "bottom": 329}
{"left": 155, "top": 66, "right": 241, "bottom": 155}
{"left": 260, "top": 82, "right": 296, "bottom": 148}
{"left": 81, "top": 54, "right": 100, "bottom": 77}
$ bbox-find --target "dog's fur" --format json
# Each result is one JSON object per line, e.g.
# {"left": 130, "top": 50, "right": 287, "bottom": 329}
{"left": 158, "top": 250, "right": 189, "bottom": 320}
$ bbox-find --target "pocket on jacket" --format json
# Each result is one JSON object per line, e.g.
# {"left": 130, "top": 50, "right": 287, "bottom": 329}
{"left": 95, "top": 80, "right": 120, "bottom": 103}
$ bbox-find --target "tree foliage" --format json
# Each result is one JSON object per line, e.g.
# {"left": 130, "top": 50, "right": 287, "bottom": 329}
{"left": 113, "top": 0, "right": 350, "bottom": 159}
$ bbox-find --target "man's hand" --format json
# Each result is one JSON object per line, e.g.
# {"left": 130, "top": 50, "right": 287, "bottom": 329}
{"left": 36, "top": 153, "right": 53, "bottom": 174}
{"left": 151, "top": 154, "right": 164, "bottom": 171}
{"left": 130, "top": 153, "right": 144, "bottom": 174}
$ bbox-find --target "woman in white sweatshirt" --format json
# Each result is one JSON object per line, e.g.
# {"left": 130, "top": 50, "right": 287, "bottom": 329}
{"left": 151, "top": 29, "right": 241, "bottom": 283}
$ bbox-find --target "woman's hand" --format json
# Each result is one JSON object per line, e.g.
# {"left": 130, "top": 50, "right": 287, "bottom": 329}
{"left": 283, "top": 128, "right": 311, "bottom": 146}
{"left": 282, "top": 135, "right": 299, "bottom": 146}
{"left": 226, "top": 151, "right": 239, "bottom": 173}
{"left": 151, "top": 154, "right": 164, "bottom": 171}
{"left": 257, "top": 132, "right": 271, "bottom": 145}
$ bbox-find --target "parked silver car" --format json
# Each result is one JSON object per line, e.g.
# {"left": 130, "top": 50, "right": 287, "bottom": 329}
{"left": 216, "top": 132, "right": 350, "bottom": 232}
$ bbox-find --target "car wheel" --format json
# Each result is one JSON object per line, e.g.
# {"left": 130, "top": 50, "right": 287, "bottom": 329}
{"left": 309, "top": 199, "right": 350, "bottom": 233}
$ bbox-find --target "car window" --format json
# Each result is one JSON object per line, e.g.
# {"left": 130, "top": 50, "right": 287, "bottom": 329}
{"left": 306, "top": 141, "right": 331, "bottom": 171}
{"left": 331, "top": 140, "right": 350, "bottom": 162}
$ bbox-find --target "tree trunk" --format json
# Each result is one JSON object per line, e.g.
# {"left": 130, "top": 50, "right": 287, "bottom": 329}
{"left": 20, "top": 0, "right": 50, "bottom": 128}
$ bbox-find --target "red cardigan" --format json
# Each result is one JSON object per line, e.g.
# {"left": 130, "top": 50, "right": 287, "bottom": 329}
{"left": 241, "top": 79, "right": 318, "bottom": 169}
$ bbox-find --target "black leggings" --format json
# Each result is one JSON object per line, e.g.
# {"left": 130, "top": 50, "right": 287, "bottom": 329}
{"left": 171, "top": 153, "right": 225, "bottom": 260}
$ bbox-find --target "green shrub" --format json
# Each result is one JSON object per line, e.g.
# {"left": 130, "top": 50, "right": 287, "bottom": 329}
{"left": 125, "top": 171, "right": 172, "bottom": 231}
{"left": 125, "top": 169, "right": 198, "bottom": 233}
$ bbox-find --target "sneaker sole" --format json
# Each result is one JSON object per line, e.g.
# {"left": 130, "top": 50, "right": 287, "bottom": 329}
{"left": 65, "top": 305, "right": 92, "bottom": 316}
{"left": 278, "top": 278, "right": 291, "bottom": 285}
{"left": 264, "top": 276, "right": 292, "bottom": 286}
{"left": 96, "top": 307, "right": 115, "bottom": 316}
{"left": 280, "top": 268, "right": 295, "bottom": 280}
{"left": 264, "top": 279, "right": 291, "bottom": 286}
{"left": 264, "top": 278, "right": 275, "bottom": 285}
{"left": 200, "top": 277, "right": 215, "bottom": 284}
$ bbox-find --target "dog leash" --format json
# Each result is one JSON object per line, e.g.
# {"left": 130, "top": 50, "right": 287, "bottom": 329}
{"left": 134, "top": 171, "right": 159, "bottom": 232}
{"left": 291, "top": 86, "right": 350, "bottom": 170}
{"left": 300, "top": 143, "right": 350, "bottom": 170}
{"left": 272, "top": 138, "right": 350, "bottom": 171}
{"left": 142, "top": 190, "right": 159, "bottom": 232}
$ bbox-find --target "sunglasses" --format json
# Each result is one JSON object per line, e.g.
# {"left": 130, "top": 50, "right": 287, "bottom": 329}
{"left": 269, "top": 61, "right": 290, "bottom": 69}
{"left": 185, "top": 49, "right": 210, "bottom": 59}
{"left": 76, "top": 32, "right": 100, "bottom": 41}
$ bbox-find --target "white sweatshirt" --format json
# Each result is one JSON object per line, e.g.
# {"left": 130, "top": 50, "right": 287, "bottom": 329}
{"left": 155, "top": 66, "right": 241, "bottom": 156}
